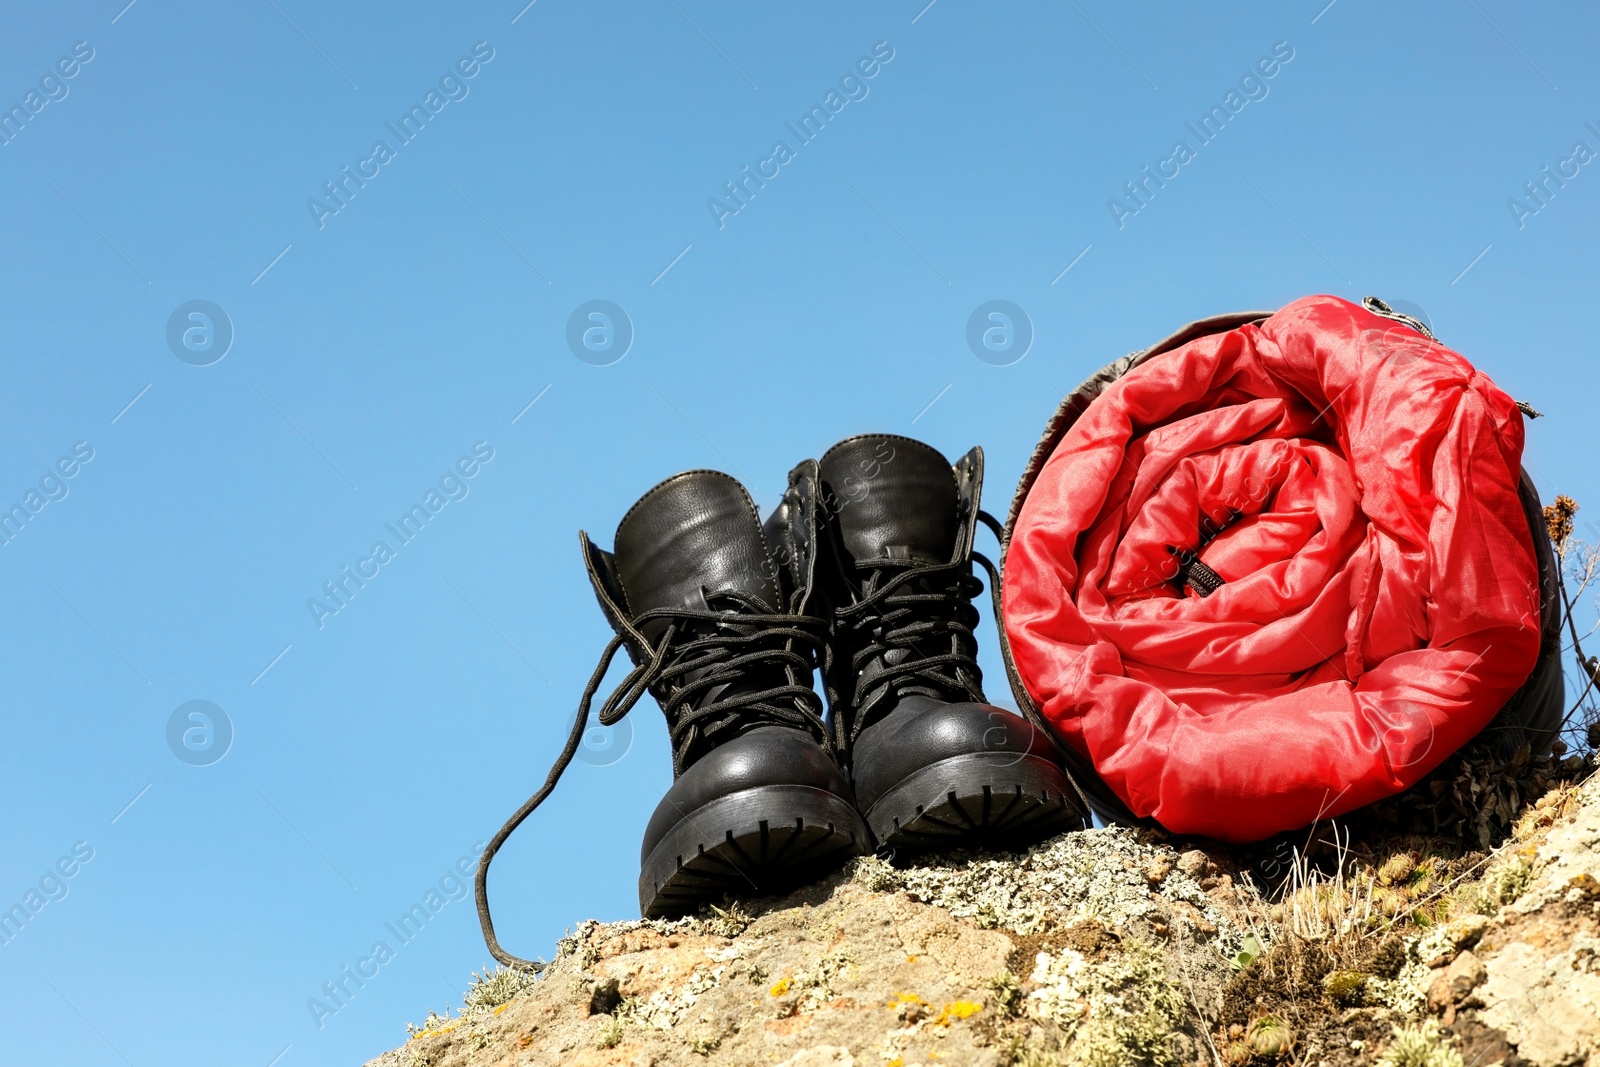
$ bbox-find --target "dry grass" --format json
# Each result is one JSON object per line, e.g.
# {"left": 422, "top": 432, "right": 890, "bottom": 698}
{"left": 1207, "top": 770, "right": 1596, "bottom": 1064}
{"left": 1281, "top": 833, "right": 1374, "bottom": 945}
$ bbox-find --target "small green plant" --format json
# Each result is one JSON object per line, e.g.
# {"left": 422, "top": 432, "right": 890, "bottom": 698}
{"left": 1230, "top": 934, "right": 1264, "bottom": 971}
{"left": 1376, "top": 1023, "right": 1464, "bottom": 1067}
{"left": 687, "top": 1031, "right": 722, "bottom": 1055}
{"left": 1489, "top": 856, "right": 1538, "bottom": 907}
{"left": 852, "top": 854, "right": 900, "bottom": 891}
{"left": 1369, "top": 851, "right": 1441, "bottom": 918}
{"left": 1001, "top": 1033, "right": 1067, "bottom": 1067}
{"left": 1448, "top": 882, "right": 1488, "bottom": 917}
{"left": 702, "top": 900, "right": 753, "bottom": 937}
{"left": 405, "top": 1008, "right": 452, "bottom": 1037}
{"left": 464, "top": 964, "right": 541, "bottom": 1013}
{"left": 594, "top": 1015, "right": 625, "bottom": 1049}
{"left": 1369, "top": 938, "right": 1408, "bottom": 978}
{"left": 988, "top": 972, "right": 1023, "bottom": 1016}
{"left": 1245, "top": 1015, "right": 1293, "bottom": 1059}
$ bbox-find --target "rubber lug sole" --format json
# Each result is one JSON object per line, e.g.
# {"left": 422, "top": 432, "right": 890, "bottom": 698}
{"left": 639, "top": 784, "right": 869, "bottom": 918}
{"left": 864, "top": 751, "right": 1085, "bottom": 854}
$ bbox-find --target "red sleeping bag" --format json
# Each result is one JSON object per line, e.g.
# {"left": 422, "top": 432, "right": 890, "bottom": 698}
{"left": 1002, "top": 295, "right": 1545, "bottom": 841}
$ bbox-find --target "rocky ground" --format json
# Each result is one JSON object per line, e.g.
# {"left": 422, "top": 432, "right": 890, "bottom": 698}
{"left": 364, "top": 768, "right": 1600, "bottom": 1067}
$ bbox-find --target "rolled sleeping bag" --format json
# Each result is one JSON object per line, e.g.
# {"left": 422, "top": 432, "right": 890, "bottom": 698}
{"left": 999, "top": 295, "right": 1562, "bottom": 842}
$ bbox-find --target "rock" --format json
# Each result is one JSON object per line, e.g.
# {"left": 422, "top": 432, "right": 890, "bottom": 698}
{"left": 1448, "top": 913, "right": 1490, "bottom": 951}
{"left": 367, "top": 772, "right": 1600, "bottom": 1067}
{"left": 1565, "top": 871, "right": 1600, "bottom": 903}
{"left": 774, "top": 1047, "right": 854, "bottom": 1067}
{"left": 1422, "top": 914, "right": 1493, "bottom": 966}
{"left": 1509, "top": 775, "right": 1600, "bottom": 915}
{"left": 569, "top": 1047, "right": 656, "bottom": 1067}
{"left": 1426, "top": 950, "right": 1486, "bottom": 1010}
{"left": 589, "top": 977, "right": 623, "bottom": 1016}
{"left": 891, "top": 901, "right": 1014, "bottom": 987}
{"left": 1479, "top": 939, "right": 1600, "bottom": 1065}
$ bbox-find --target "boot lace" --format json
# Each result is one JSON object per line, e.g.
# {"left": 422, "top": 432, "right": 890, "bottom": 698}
{"left": 475, "top": 592, "right": 829, "bottom": 970}
{"left": 829, "top": 549, "right": 1004, "bottom": 748}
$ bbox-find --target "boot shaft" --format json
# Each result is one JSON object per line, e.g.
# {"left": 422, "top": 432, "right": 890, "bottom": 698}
{"left": 582, "top": 469, "right": 827, "bottom": 770}
{"left": 807, "top": 435, "right": 993, "bottom": 736}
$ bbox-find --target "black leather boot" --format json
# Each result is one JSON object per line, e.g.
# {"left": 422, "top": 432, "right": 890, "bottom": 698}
{"left": 475, "top": 470, "right": 868, "bottom": 963}
{"left": 802, "top": 434, "right": 1087, "bottom": 852}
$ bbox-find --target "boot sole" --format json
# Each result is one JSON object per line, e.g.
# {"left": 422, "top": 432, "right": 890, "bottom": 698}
{"left": 865, "top": 751, "right": 1085, "bottom": 854}
{"left": 639, "top": 785, "right": 870, "bottom": 918}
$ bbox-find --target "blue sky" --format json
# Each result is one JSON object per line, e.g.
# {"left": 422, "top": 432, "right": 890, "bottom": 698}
{"left": 1, "top": 2, "right": 1596, "bottom": 1065}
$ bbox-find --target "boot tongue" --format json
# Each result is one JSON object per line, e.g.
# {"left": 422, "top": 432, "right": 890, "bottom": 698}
{"left": 819, "top": 436, "right": 958, "bottom": 566}
{"left": 613, "top": 471, "right": 780, "bottom": 641}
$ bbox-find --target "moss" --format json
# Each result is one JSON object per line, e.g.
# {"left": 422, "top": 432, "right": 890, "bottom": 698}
{"left": 1414, "top": 923, "right": 1456, "bottom": 966}
{"left": 1027, "top": 947, "right": 1091, "bottom": 1028}
{"left": 789, "top": 948, "right": 856, "bottom": 1012}
{"left": 622, "top": 959, "right": 730, "bottom": 1030}
{"left": 405, "top": 1012, "right": 454, "bottom": 1039}
{"left": 1082, "top": 1005, "right": 1185, "bottom": 1067}
{"left": 1448, "top": 882, "right": 1489, "bottom": 917}
{"left": 1322, "top": 969, "right": 1369, "bottom": 1007}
